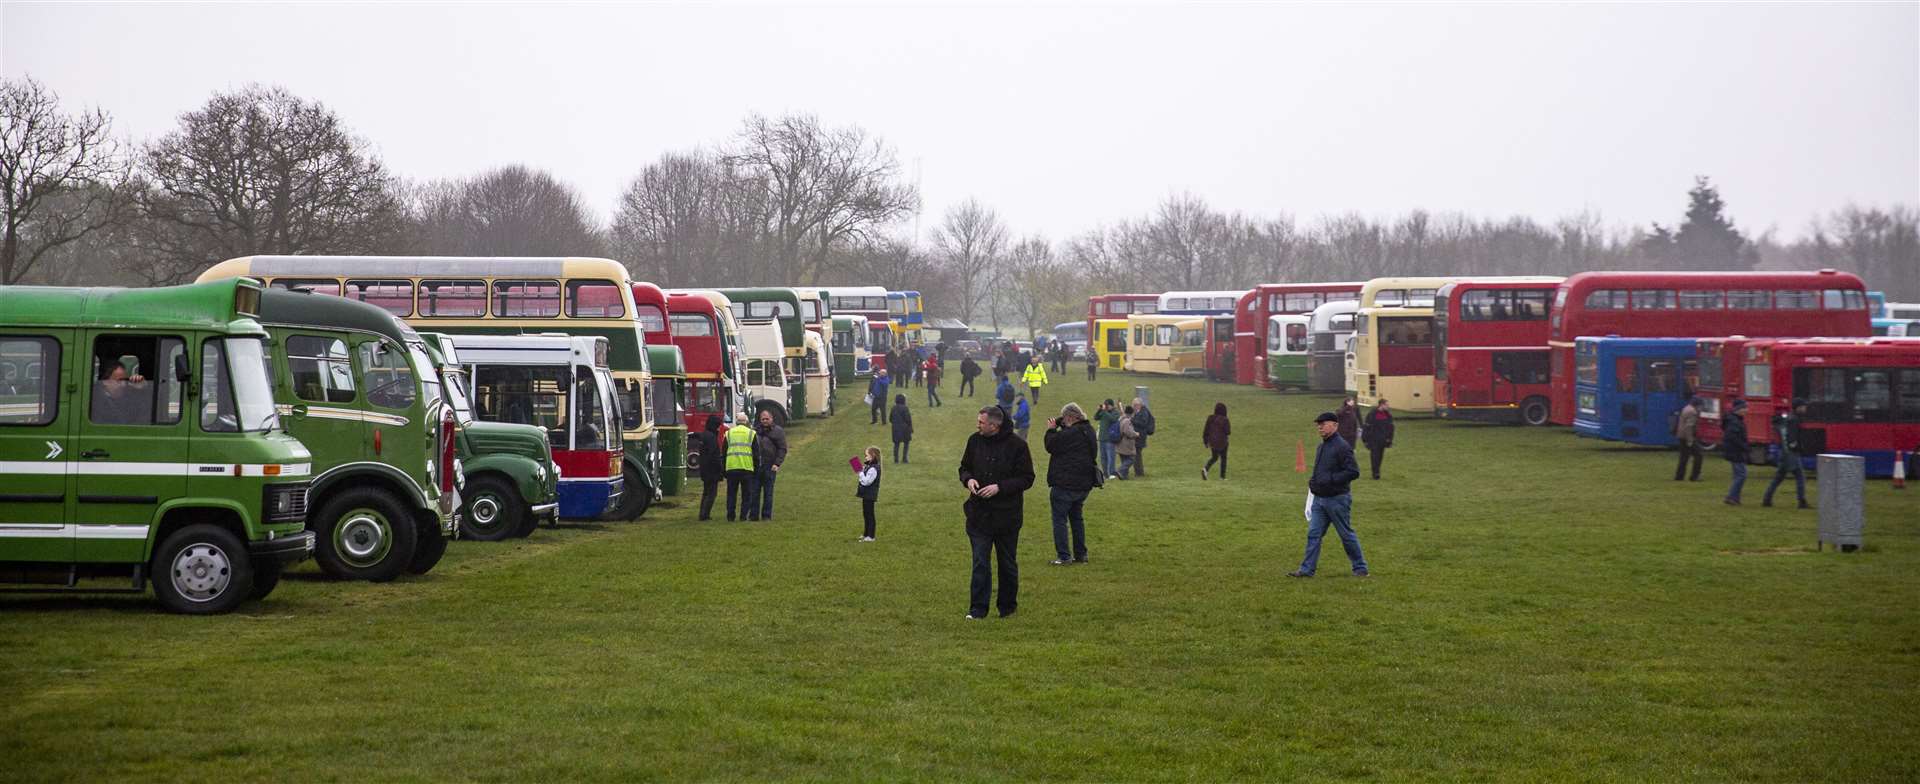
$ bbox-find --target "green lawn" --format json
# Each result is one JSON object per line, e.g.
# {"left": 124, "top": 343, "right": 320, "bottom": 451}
{"left": 4, "top": 367, "right": 1917, "bottom": 781}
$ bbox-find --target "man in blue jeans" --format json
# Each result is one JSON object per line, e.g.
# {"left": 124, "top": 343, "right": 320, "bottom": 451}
{"left": 1289, "top": 411, "right": 1369, "bottom": 578}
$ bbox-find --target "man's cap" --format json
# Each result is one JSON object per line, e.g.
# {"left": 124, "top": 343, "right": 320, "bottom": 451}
{"left": 1314, "top": 412, "right": 1339, "bottom": 424}
{"left": 1791, "top": 397, "right": 1807, "bottom": 408}
{"left": 1731, "top": 398, "right": 1747, "bottom": 409}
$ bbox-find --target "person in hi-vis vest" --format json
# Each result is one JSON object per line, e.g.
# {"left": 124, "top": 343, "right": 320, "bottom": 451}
{"left": 723, "top": 423, "right": 761, "bottom": 521}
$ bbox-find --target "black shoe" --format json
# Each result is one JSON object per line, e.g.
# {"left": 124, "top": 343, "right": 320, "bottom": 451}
{"left": 1287, "top": 570, "right": 1312, "bottom": 578}
{"left": 1724, "top": 498, "right": 1740, "bottom": 506}
{"left": 1798, "top": 502, "right": 1811, "bottom": 509}
{"left": 1353, "top": 571, "right": 1370, "bottom": 578}
{"left": 999, "top": 609, "right": 1017, "bottom": 618}
{"left": 1074, "top": 556, "right": 1089, "bottom": 564}
{"left": 1762, "top": 499, "right": 1773, "bottom": 507}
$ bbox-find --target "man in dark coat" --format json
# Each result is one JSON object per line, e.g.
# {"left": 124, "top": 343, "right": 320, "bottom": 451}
{"left": 1129, "top": 397, "right": 1156, "bottom": 477}
{"left": 959, "top": 356, "right": 981, "bottom": 397}
{"left": 1289, "top": 412, "right": 1369, "bottom": 578}
{"left": 1335, "top": 397, "right": 1360, "bottom": 446}
{"left": 1722, "top": 398, "right": 1750, "bottom": 505}
{"left": 958, "top": 405, "right": 1035, "bottom": 620}
{"left": 1763, "top": 398, "right": 1810, "bottom": 509}
{"left": 693, "top": 416, "right": 725, "bottom": 520}
{"left": 754, "top": 409, "right": 788, "bottom": 520}
{"left": 1360, "top": 400, "right": 1395, "bottom": 480}
{"left": 1043, "top": 402, "right": 1098, "bottom": 566}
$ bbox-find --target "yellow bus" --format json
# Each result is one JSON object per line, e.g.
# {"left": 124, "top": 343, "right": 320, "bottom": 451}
{"left": 195, "top": 255, "right": 663, "bottom": 518}
{"left": 1353, "top": 305, "right": 1438, "bottom": 413}
{"left": 1093, "top": 318, "right": 1129, "bottom": 370}
{"left": 1125, "top": 314, "right": 1206, "bottom": 376}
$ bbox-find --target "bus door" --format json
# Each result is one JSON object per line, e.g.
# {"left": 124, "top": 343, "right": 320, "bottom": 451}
{"left": 73, "top": 331, "right": 191, "bottom": 562}
{"left": 1210, "top": 317, "right": 1235, "bottom": 381}
{"left": 1639, "top": 357, "right": 1688, "bottom": 443}
{"left": 1, "top": 331, "right": 75, "bottom": 561}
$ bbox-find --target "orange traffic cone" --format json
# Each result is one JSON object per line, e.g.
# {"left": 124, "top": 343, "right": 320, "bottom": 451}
{"left": 1894, "top": 451, "right": 1907, "bottom": 490}
{"left": 1294, "top": 441, "right": 1308, "bottom": 473}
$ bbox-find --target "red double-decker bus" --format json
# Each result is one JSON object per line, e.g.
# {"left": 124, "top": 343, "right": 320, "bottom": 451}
{"left": 665, "top": 292, "right": 737, "bottom": 437}
{"left": 1433, "top": 278, "right": 1562, "bottom": 425}
{"left": 1233, "top": 283, "right": 1364, "bottom": 387}
{"left": 1546, "top": 270, "right": 1872, "bottom": 426}
{"left": 631, "top": 281, "right": 671, "bottom": 348}
{"left": 1087, "top": 294, "right": 1159, "bottom": 341}
{"left": 1741, "top": 338, "right": 1920, "bottom": 476}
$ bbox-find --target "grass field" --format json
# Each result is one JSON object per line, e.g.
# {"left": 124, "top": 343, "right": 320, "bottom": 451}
{"left": 4, "top": 366, "right": 1917, "bottom": 781}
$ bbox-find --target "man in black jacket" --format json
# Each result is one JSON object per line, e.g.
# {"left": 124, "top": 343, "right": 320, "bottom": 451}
{"left": 693, "top": 417, "right": 725, "bottom": 521}
{"left": 959, "top": 356, "right": 981, "bottom": 397}
{"left": 1129, "top": 397, "right": 1155, "bottom": 477}
{"left": 958, "top": 405, "right": 1035, "bottom": 619}
{"left": 1043, "top": 402, "right": 1098, "bottom": 566}
{"left": 1289, "top": 412, "right": 1369, "bottom": 578}
{"left": 1763, "top": 398, "right": 1811, "bottom": 509}
{"left": 1722, "top": 398, "right": 1750, "bottom": 506}
{"left": 754, "top": 409, "right": 788, "bottom": 520}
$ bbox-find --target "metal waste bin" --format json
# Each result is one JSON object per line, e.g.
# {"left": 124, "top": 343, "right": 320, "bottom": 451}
{"left": 1817, "top": 453, "right": 1864, "bottom": 552}
{"left": 1134, "top": 385, "right": 1150, "bottom": 408}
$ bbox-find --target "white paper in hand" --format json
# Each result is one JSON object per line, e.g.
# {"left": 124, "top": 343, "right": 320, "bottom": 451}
{"left": 1304, "top": 494, "right": 1313, "bottom": 522}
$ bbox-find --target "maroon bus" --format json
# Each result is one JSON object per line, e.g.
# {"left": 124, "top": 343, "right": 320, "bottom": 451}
{"left": 1433, "top": 278, "right": 1562, "bottom": 425}
{"left": 1233, "top": 283, "right": 1363, "bottom": 387}
{"left": 1547, "top": 270, "right": 1872, "bottom": 426}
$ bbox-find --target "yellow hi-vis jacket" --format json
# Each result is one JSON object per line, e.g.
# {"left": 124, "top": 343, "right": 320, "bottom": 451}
{"left": 1022, "top": 362, "right": 1049, "bottom": 388}
{"left": 724, "top": 425, "right": 758, "bottom": 472}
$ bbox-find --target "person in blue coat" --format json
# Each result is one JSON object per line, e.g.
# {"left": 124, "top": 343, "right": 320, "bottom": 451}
{"left": 869, "top": 368, "right": 891, "bottom": 425}
{"left": 1013, "top": 392, "right": 1032, "bottom": 440}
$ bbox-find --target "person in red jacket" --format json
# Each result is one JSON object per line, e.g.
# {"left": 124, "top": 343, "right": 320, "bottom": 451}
{"left": 1201, "top": 402, "right": 1231, "bottom": 481}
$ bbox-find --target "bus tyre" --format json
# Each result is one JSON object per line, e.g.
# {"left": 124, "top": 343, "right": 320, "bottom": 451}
{"left": 459, "top": 476, "right": 523, "bottom": 542}
{"left": 756, "top": 402, "right": 787, "bottom": 428}
{"left": 248, "top": 558, "right": 284, "bottom": 602}
{"left": 151, "top": 524, "right": 254, "bottom": 615}
{"left": 407, "top": 521, "right": 448, "bottom": 575}
{"left": 607, "top": 465, "right": 653, "bottom": 521}
{"left": 313, "top": 488, "right": 418, "bottom": 583}
{"left": 1520, "top": 397, "right": 1551, "bottom": 427}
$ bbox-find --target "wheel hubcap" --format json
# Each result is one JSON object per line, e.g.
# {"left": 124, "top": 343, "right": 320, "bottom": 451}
{"left": 336, "top": 509, "right": 391, "bottom": 566}
{"left": 171, "top": 542, "right": 233, "bottom": 602}
{"left": 472, "top": 496, "right": 500, "bottom": 525}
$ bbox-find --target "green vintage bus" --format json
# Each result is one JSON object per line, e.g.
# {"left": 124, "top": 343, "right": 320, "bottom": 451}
{"left": 830, "top": 314, "right": 872, "bottom": 382}
{"left": 646, "top": 345, "right": 686, "bottom": 496}
{"left": 1265, "top": 314, "right": 1313, "bottom": 390}
{"left": 715, "top": 288, "right": 810, "bottom": 420}
{"left": 195, "top": 256, "right": 662, "bottom": 521}
{"left": 0, "top": 279, "right": 316, "bottom": 613}
{"left": 256, "top": 289, "right": 461, "bottom": 580}
{"left": 421, "top": 333, "right": 559, "bottom": 540}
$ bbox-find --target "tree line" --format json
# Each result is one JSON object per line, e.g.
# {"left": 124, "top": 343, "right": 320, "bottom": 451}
{"left": 5, "top": 76, "right": 1916, "bottom": 339}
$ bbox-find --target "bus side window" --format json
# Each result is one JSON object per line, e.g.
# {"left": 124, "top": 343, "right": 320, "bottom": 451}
{"left": 359, "top": 341, "right": 417, "bottom": 410}
{"left": 0, "top": 336, "right": 60, "bottom": 425}
{"left": 1615, "top": 358, "right": 1639, "bottom": 393}
{"left": 89, "top": 335, "right": 183, "bottom": 426}
{"left": 1896, "top": 369, "right": 1920, "bottom": 423}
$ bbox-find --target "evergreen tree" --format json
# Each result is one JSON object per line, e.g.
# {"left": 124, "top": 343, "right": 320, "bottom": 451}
{"left": 1639, "top": 176, "right": 1757, "bottom": 270}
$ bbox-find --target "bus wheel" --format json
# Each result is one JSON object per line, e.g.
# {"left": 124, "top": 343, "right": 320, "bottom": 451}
{"left": 314, "top": 488, "right": 418, "bottom": 583}
{"left": 249, "top": 558, "right": 284, "bottom": 601}
{"left": 1520, "top": 397, "right": 1551, "bottom": 427}
{"left": 407, "top": 520, "right": 448, "bottom": 575}
{"left": 151, "top": 524, "right": 254, "bottom": 615}
{"left": 756, "top": 402, "right": 787, "bottom": 428}
{"left": 459, "top": 476, "right": 523, "bottom": 542}
{"left": 608, "top": 464, "right": 653, "bottom": 520}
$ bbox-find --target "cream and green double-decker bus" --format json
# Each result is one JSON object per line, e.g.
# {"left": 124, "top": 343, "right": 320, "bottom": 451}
{"left": 197, "top": 256, "right": 662, "bottom": 520}
{"left": 1, "top": 279, "right": 316, "bottom": 613}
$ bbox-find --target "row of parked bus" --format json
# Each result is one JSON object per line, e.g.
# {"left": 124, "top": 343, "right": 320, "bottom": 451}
{"left": 1, "top": 256, "right": 926, "bottom": 612}
{"left": 1087, "top": 271, "right": 1920, "bottom": 476}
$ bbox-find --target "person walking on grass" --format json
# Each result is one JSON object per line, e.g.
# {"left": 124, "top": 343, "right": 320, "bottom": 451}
{"left": 854, "top": 445, "right": 881, "bottom": 542}
{"left": 1763, "top": 397, "right": 1811, "bottom": 509}
{"left": 959, "top": 405, "right": 1035, "bottom": 620}
{"left": 1201, "top": 402, "right": 1231, "bottom": 480}
{"left": 925, "top": 352, "right": 943, "bottom": 407}
{"left": 1336, "top": 397, "right": 1360, "bottom": 447}
{"left": 1022, "top": 354, "right": 1050, "bottom": 407}
{"left": 722, "top": 418, "right": 760, "bottom": 521}
{"left": 1044, "top": 402, "right": 1100, "bottom": 566}
{"left": 693, "top": 416, "right": 725, "bottom": 520}
{"left": 1013, "top": 392, "right": 1032, "bottom": 441}
{"left": 1361, "top": 399, "right": 1395, "bottom": 480}
{"left": 890, "top": 394, "right": 914, "bottom": 463}
{"left": 1674, "top": 396, "right": 1704, "bottom": 482}
{"left": 1289, "top": 412, "right": 1370, "bottom": 579}
{"left": 910, "top": 346, "right": 924, "bottom": 388}
{"left": 996, "top": 372, "right": 1016, "bottom": 409}
{"left": 1115, "top": 405, "right": 1140, "bottom": 479}
{"left": 1129, "top": 396, "right": 1156, "bottom": 478}
{"left": 1085, "top": 345, "right": 1098, "bottom": 381}
{"left": 754, "top": 409, "right": 788, "bottom": 521}
{"left": 869, "top": 368, "right": 891, "bottom": 425}
{"left": 1095, "top": 398, "right": 1120, "bottom": 479}
{"left": 959, "top": 355, "right": 981, "bottom": 397}
{"left": 1722, "top": 398, "right": 1750, "bottom": 506}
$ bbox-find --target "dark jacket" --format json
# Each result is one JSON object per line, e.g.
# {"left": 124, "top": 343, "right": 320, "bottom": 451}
{"left": 1309, "top": 433, "right": 1361, "bottom": 498}
{"left": 1336, "top": 404, "right": 1360, "bottom": 445}
{"left": 1131, "top": 405, "right": 1155, "bottom": 449}
{"left": 960, "top": 358, "right": 981, "bottom": 379}
{"left": 1361, "top": 409, "right": 1395, "bottom": 450}
{"left": 891, "top": 403, "right": 913, "bottom": 443}
{"left": 1202, "top": 404, "right": 1230, "bottom": 451}
{"left": 1721, "top": 413, "right": 1749, "bottom": 462}
{"left": 958, "top": 422, "right": 1035, "bottom": 535}
{"left": 1044, "top": 419, "right": 1099, "bottom": 491}
{"left": 693, "top": 425, "right": 725, "bottom": 482}
{"left": 757, "top": 423, "right": 788, "bottom": 470}
{"left": 855, "top": 460, "right": 880, "bottom": 501}
{"left": 1773, "top": 412, "right": 1803, "bottom": 456}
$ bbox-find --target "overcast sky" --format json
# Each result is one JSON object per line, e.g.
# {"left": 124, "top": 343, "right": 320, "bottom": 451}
{"left": 4, "top": 2, "right": 1915, "bottom": 242}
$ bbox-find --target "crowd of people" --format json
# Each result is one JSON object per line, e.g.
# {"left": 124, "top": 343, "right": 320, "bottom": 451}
{"left": 1674, "top": 395, "right": 1814, "bottom": 509}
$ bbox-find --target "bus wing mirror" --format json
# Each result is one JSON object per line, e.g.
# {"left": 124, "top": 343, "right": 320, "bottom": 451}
{"left": 173, "top": 353, "right": 192, "bottom": 383}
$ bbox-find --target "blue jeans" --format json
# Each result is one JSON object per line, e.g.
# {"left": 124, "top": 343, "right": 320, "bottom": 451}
{"left": 757, "top": 469, "right": 778, "bottom": 518}
{"left": 1100, "top": 441, "right": 1117, "bottom": 477}
{"left": 1727, "top": 460, "right": 1747, "bottom": 501}
{"left": 1764, "top": 453, "right": 1806, "bottom": 504}
{"left": 969, "top": 530, "right": 1019, "bottom": 617}
{"left": 1049, "top": 487, "right": 1088, "bottom": 561}
{"left": 1300, "top": 494, "right": 1367, "bottom": 576}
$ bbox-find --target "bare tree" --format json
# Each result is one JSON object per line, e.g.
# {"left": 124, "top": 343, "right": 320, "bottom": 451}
{"left": 412, "top": 165, "right": 605, "bottom": 257}
{"left": 1802, "top": 205, "right": 1920, "bottom": 300}
{"left": 1000, "top": 236, "right": 1087, "bottom": 338}
{"left": 722, "top": 113, "right": 918, "bottom": 284}
{"left": 929, "top": 198, "right": 1007, "bottom": 324}
{"left": 612, "top": 150, "right": 730, "bottom": 286}
{"left": 136, "top": 84, "right": 407, "bottom": 283}
{"left": 0, "top": 76, "right": 126, "bottom": 284}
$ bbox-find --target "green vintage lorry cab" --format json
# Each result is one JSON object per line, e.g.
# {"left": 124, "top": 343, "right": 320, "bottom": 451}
{"left": 255, "top": 289, "right": 460, "bottom": 582}
{"left": 0, "top": 279, "right": 316, "bottom": 614}
{"left": 645, "top": 345, "right": 686, "bottom": 497}
{"left": 421, "top": 333, "right": 560, "bottom": 539}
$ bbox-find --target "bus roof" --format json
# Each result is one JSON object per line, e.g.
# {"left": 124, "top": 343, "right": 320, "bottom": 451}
{"left": 1557, "top": 269, "right": 1865, "bottom": 294}
{"left": 644, "top": 344, "right": 685, "bottom": 376}
{"left": 257, "top": 287, "right": 417, "bottom": 345}
{"left": 442, "top": 333, "right": 610, "bottom": 366}
{"left": 1574, "top": 336, "right": 1700, "bottom": 352}
{"left": 818, "top": 286, "right": 889, "bottom": 297}
{"left": 0, "top": 278, "right": 265, "bottom": 332}
{"left": 1357, "top": 304, "right": 1437, "bottom": 318}
{"left": 200, "top": 255, "right": 632, "bottom": 282}
{"left": 1129, "top": 314, "right": 1206, "bottom": 327}
{"left": 1435, "top": 277, "right": 1564, "bottom": 296}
